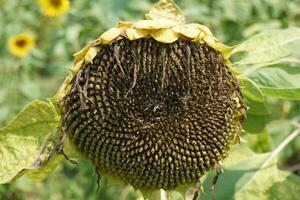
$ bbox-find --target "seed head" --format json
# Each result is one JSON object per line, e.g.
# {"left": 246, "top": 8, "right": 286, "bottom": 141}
{"left": 52, "top": 0, "right": 247, "bottom": 194}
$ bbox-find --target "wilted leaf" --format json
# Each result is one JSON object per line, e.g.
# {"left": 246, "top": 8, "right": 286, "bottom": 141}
{"left": 0, "top": 100, "right": 62, "bottom": 184}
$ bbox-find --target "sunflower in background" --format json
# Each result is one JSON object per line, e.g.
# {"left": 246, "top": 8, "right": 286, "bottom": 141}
{"left": 8, "top": 33, "right": 35, "bottom": 57}
{"left": 37, "top": 0, "right": 70, "bottom": 17}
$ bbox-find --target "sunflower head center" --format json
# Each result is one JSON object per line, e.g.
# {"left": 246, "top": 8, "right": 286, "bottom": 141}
{"left": 15, "top": 39, "right": 27, "bottom": 47}
{"left": 50, "top": 0, "right": 62, "bottom": 7}
{"left": 62, "top": 38, "right": 246, "bottom": 190}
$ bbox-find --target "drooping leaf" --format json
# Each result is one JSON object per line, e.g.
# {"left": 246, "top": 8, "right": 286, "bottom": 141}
{"left": 232, "top": 27, "right": 300, "bottom": 72}
{"left": 0, "top": 100, "right": 62, "bottom": 184}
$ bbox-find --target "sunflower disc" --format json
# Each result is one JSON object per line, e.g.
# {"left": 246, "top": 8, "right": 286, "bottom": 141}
{"left": 62, "top": 38, "right": 246, "bottom": 190}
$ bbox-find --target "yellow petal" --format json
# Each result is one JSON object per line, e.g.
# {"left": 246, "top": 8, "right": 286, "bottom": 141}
{"left": 197, "top": 24, "right": 213, "bottom": 36}
{"left": 84, "top": 47, "right": 100, "bottom": 64}
{"left": 150, "top": 28, "right": 179, "bottom": 43}
{"left": 171, "top": 24, "right": 200, "bottom": 39}
{"left": 133, "top": 18, "right": 177, "bottom": 29}
{"left": 50, "top": 75, "right": 73, "bottom": 107}
{"left": 126, "top": 28, "right": 149, "bottom": 40}
{"left": 50, "top": 59, "right": 85, "bottom": 107}
{"left": 212, "top": 42, "right": 235, "bottom": 59}
{"left": 100, "top": 27, "right": 122, "bottom": 44}
{"left": 117, "top": 21, "right": 134, "bottom": 28}
{"left": 145, "top": 0, "right": 185, "bottom": 24}
{"left": 189, "top": 24, "right": 235, "bottom": 59}
{"left": 73, "top": 44, "right": 91, "bottom": 64}
{"left": 203, "top": 34, "right": 215, "bottom": 46}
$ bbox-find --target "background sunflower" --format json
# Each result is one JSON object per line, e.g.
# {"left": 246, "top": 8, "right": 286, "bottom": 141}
{"left": 37, "top": 0, "right": 70, "bottom": 17}
{"left": 8, "top": 33, "right": 35, "bottom": 57}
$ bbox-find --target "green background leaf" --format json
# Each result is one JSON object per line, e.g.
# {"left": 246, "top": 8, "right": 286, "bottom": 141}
{"left": 249, "top": 65, "right": 300, "bottom": 100}
{"left": 238, "top": 78, "right": 269, "bottom": 133}
{"left": 239, "top": 78, "right": 268, "bottom": 115}
{"left": 201, "top": 144, "right": 300, "bottom": 200}
{"left": 233, "top": 27, "right": 300, "bottom": 100}
{"left": 233, "top": 27, "right": 300, "bottom": 71}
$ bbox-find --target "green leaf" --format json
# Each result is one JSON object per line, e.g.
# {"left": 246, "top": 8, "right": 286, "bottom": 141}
{"left": 248, "top": 65, "right": 300, "bottom": 99}
{"left": 243, "top": 114, "right": 268, "bottom": 133}
{"left": 19, "top": 80, "right": 41, "bottom": 99}
{"left": 266, "top": 173, "right": 300, "bottom": 200}
{"left": 266, "top": 120, "right": 300, "bottom": 161}
{"left": 0, "top": 100, "right": 62, "bottom": 184}
{"left": 234, "top": 160, "right": 300, "bottom": 200}
{"left": 245, "top": 130, "right": 272, "bottom": 153}
{"left": 238, "top": 78, "right": 269, "bottom": 133}
{"left": 201, "top": 144, "right": 300, "bottom": 200}
{"left": 234, "top": 127, "right": 300, "bottom": 200}
{"left": 239, "top": 78, "right": 268, "bottom": 115}
{"left": 200, "top": 144, "right": 270, "bottom": 200}
{"left": 232, "top": 27, "right": 300, "bottom": 73}
{"left": 232, "top": 27, "right": 300, "bottom": 99}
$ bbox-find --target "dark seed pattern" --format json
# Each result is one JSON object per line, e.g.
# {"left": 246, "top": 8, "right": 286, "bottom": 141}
{"left": 62, "top": 38, "right": 246, "bottom": 190}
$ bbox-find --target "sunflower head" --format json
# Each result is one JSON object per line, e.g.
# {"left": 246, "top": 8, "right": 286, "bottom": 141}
{"left": 52, "top": 0, "right": 247, "bottom": 197}
{"left": 37, "top": 0, "right": 70, "bottom": 17}
{"left": 8, "top": 33, "right": 35, "bottom": 57}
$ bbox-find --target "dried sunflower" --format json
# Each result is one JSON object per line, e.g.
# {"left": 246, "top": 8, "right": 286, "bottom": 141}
{"left": 52, "top": 0, "right": 247, "bottom": 199}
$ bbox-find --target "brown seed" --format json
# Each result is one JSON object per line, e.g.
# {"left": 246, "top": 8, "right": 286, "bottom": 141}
{"left": 62, "top": 38, "right": 246, "bottom": 190}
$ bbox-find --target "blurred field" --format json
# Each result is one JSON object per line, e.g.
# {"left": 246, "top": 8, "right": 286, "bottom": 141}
{"left": 0, "top": 0, "right": 300, "bottom": 199}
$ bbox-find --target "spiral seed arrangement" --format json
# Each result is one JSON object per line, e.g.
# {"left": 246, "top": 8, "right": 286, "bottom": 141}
{"left": 61, "top": 38, "right": 246, "bottom": 190}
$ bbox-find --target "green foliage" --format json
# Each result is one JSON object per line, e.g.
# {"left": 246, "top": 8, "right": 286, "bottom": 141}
{"left": 233, "top": 27, "right": 300, "bottom": 100}
{"left": 0, "top": 0, "right": 300, "bottom": 200}
{"left": 201, "top": 144, "right": 300, "bottom": 200}
{"left": 239, "top": 78, "right": 269, "bottom": 133}
{"left": 233, "top": 27, "right": 300, "bottom": 70}
{"left": 250, "top": 65, "right": 300, "bottom": 100}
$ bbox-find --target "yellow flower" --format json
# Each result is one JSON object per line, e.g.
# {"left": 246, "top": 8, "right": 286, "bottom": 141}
{"left": 37, "top": 0, "right": 70, "bottom": 17}
{"left": 8, "top": 33, "right": 35, "bottom": 57}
